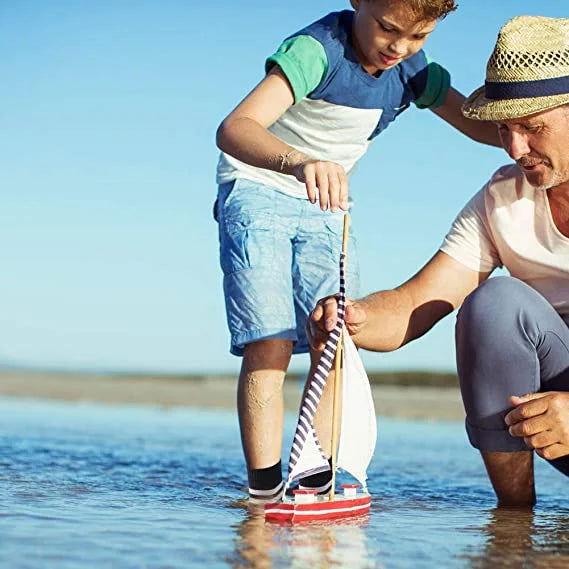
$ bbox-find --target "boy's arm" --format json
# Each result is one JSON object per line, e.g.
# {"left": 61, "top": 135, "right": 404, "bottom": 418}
{"left": 216, "top": 66, "right": 348, "bottom": 211}
{"left": 309, "top": 251, "right": 491, "bottom": 352}
{"left": 431, "top": 87, "right": 502, "bottom": 147}
{"left": 216, "top": 66, "right": 298, "bottom": 171}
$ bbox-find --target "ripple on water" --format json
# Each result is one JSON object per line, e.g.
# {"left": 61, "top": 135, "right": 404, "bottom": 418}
{"left": 2, "top": 399, "right": 569, "bottom": 568}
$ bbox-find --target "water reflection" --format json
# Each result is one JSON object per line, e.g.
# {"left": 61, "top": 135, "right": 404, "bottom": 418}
{"left": 232, "top": 505, "right": 378, "bottom": 569}
{"left": 464, "top": 507, "right": 569, "bottom": 569}
{"left": 7, "top": 400, "right": 569, "bottom": 568}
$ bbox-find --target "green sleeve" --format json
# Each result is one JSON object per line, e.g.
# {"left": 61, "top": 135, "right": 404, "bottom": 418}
{"left": 265, "top": 35, "right": 328, "bottom": 104}
{"left": 414, "top": 57, "right": 451, "bottom": 109}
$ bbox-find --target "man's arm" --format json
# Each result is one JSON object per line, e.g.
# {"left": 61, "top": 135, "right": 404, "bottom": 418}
{"left": 432, "top": 87, "right": 502, "bottom": 148}
{"left": 309, "top": 251, "right": 490, "bottom": 352}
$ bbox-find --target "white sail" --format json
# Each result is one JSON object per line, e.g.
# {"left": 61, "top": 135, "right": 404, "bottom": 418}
{"left": 284, "top": 246, "right": 376, "bottom": 493}
{"left": 336, "top": 326, "right": 377, "bottom": 489}
{"left": 287, "top": 424, "right": 330, "bottom": 486}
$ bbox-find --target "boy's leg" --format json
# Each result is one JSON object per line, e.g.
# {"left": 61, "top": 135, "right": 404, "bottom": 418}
{"left": 294, "top": 348, "right": 336, "bottom": 494}
{"left": 308, "top": 348, "right": 336, "bottom": 458}
{"left": 456, "top": 277, "right": 569, "bottom": 507}
{"left": 216, "top": 179, "right": 301, "bottom": 499}
{"left": 238, "top": 338, "right": 292, "bottom": 469}
{"left": 239, "top": 339, "right": 293, "bottom": 500}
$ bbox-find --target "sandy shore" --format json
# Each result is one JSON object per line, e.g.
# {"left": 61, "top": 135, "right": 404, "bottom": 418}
{"left": 0, "top": 370, "right": 464, "bottom": 421}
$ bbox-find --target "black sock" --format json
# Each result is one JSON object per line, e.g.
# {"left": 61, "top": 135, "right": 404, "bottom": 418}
{"left": 248, "top": 460, "right": 283, "bottom": 498}
{"left": 299, "top": 458, "right": 333, "bottom": 493}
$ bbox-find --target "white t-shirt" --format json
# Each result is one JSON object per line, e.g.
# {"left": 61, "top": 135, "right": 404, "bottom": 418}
{"left": 440, "top": 164, "right": 569, "bottom": 319}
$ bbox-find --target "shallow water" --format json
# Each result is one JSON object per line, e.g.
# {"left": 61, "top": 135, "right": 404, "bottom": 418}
{"left": 1, "top": 398, "right": 569, "bottom": 568}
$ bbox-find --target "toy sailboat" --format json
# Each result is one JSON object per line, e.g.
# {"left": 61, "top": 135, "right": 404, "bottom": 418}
{"left": 265, "top": 214, "right": 377, "bottom": 524}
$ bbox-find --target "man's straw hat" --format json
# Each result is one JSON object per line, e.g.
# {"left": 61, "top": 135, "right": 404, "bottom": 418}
{"left": 462, "top": 15, "right": 569, "bottom": 121}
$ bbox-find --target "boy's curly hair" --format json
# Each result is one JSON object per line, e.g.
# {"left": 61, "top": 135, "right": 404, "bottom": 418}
{"left": 384, "top": 0, "right": 458, "bottom": 21}
{"left": 415, "top": 0, "right": 457, "bottom": 20}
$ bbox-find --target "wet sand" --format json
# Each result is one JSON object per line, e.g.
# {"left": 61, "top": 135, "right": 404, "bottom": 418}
{"left": 0, "top": 370, "right": 464, "bottom": 420}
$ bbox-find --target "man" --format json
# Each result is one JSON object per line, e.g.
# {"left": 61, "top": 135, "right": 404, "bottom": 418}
{"left": 308, "top": 15, "right": 569, "bottom": 507}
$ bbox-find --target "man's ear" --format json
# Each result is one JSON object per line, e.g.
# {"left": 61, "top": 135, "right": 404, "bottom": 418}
{"left": 350, "top": 0, "right": 360, "bottom": 9}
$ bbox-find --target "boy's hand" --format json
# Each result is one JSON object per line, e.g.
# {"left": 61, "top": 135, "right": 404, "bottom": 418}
{"left": 307, "top": 295, "right": 367, "bottom": 351}
{"left": 292, "top": 160, "right": 349, "bottom": 212}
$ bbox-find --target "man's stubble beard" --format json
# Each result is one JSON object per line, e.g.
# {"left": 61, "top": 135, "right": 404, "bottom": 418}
{"left": 531, "top": 108, "right": 569, "bottom": 190}
{"left": 530, "top": 167, "right": 569, "bottom": 191}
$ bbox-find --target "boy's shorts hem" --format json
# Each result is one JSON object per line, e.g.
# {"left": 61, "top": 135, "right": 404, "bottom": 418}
{"left": 465, "top": 419, "right": 530, "bottom": 452}
{"left": 231, "top": 329, "right": 310, "bottom": 356}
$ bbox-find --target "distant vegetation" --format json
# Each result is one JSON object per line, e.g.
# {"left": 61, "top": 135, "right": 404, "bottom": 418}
{"left": 0, "top": 367, "right": 460, "bottom": 388}
{"left": 102, "top": 370, "right": 460, "bottom": 388}
{"left": 286, "top": 370, "right": 459, "bottom": 388}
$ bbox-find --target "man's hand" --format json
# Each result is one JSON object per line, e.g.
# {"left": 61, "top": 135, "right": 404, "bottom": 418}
{"left": 307, "top": 296, "right": 367, "bottom": 351}
{"left": 505, "top": 392, "right": 569, "bottom": 460}
{"left": 292, "top": 160, "right": 349, "bottom": 212}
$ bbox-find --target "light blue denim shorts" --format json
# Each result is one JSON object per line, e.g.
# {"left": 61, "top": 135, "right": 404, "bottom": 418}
{"left": 215, "top": 178, "right": 360, "bottom": 356}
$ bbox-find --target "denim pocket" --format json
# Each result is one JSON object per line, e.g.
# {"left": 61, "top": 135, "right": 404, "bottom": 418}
{"left": 218, "top": 179, "right": 276, "bottom": 275}
{"left": 220, "top": 213, "right": 274, "bottom": 274}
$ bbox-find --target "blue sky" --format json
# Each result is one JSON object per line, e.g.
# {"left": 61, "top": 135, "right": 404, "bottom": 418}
{"left": 1, "top": 1, "right": 566, "bottom": 374}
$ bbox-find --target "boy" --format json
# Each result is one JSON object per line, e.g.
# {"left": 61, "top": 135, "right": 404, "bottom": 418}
{"left": 215, "top": 0, "right": 500, "bottom": 501}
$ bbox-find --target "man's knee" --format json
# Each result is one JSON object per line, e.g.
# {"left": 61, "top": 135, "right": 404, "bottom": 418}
{"left": 457, "top": 276, "right": 531, "bottom": 334}
{"left": 456, "top": 277, "right": 540, "bottom": 451}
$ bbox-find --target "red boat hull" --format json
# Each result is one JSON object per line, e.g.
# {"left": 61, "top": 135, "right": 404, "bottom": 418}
{"left": 264, "top": 495, "right": 371, "bottom": 523}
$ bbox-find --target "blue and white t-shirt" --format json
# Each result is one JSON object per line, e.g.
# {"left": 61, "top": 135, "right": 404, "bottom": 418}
{"left": 216, "top": 10, "right": 451, "bottom": 198}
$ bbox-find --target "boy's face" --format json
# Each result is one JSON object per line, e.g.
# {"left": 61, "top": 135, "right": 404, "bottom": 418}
{"left": 351, "top": 0, "right": 437, "bottom": 75}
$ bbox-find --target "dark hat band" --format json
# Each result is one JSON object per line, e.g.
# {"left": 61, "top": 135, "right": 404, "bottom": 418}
{"left": 485, "top": 75, "right": 569, "bottom": 99}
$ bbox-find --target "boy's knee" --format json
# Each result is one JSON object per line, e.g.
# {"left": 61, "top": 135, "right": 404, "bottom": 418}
{"left": 241, "top": 370, "right": 284, "bottom": 409}
{"left": 243, "top": 339, "right": 293, "bottom": 369}
{"left": 240, "top": 340, "right": 293, "bottom": 408}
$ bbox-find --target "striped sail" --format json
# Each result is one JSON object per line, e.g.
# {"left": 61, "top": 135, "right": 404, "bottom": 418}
{"left": 285, "top": 252, "right": 348, "bottom": 488}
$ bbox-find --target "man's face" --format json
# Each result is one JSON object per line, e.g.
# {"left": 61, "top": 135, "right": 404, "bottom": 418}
{"left": 351, "top": 0, "right": 436, "bottom": 75}
{"left": 495, "top": 106, "right": 569, "bottom": 191}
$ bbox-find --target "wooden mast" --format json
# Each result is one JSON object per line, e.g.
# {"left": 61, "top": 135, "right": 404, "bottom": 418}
{"left": 330, "top": 213, "right": 350, "bottom": 501}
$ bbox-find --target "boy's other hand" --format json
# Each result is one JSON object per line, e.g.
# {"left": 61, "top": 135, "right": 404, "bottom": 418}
{"left": 307, "top": 295, "right": 367, "bottom": 351}
{"left": 292, "top": 160, "right": 349, "bottom": 212}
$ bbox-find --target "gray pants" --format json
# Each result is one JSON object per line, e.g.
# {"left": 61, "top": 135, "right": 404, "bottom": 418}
{"left": 456, "top": 276, "right": 569, "bottom": 476}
